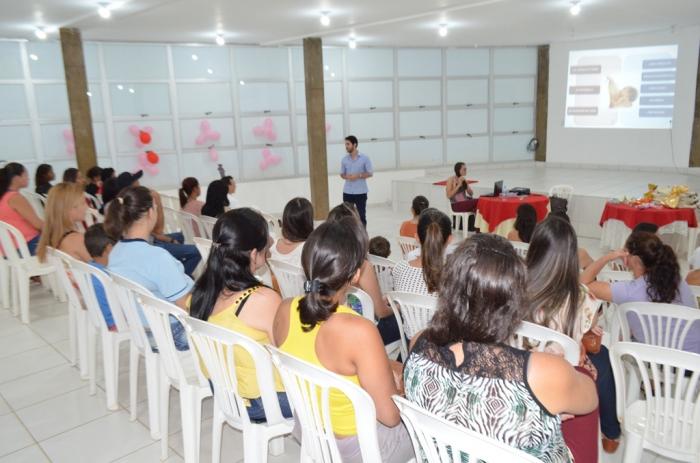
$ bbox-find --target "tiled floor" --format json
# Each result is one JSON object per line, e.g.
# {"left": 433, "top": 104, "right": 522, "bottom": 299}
{"left": 0, "top": 204, "right": 675, "bottom": 462}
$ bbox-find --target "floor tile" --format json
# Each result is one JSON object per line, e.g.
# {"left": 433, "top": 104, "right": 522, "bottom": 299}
{"left": 39, "top": 411, "right": 153, "bottom": 463}
{"left": 112, "top": 442, "right": 184, "bottom": 463}
{"left": 50, "top": 340, "right": 73, "bottom": 362}
{"left": 0, "top": 395, "right": 10, "bottom": 416}
{"left": 0, "top": 364, "right": 86, "bottom": 410}
{"left": 0, "top": 414, "right": 34, "bottom": 457}
{"left": 29, "top": 315, "right": 69, "bottom": 344}
{"left": 0, "top": 346, "right": 67, "bottom": 385}
{"left": 0, "top": 445, "right": 49, "bottom": 463}
{"left": 0, "top": 317, "right": 25, "bottom": 338}
{"left": 0, "top": 328, "right": 48, "bottom": 359}
{"left": 16, "top": 387, "right": 111, "bottom": 441}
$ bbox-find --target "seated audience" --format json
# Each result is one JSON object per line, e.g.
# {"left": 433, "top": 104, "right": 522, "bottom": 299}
{"left": 582, "top": 231, "right": 699, "bottom": 354}
{"left": 34, "top": 163, "right": 55, "bottom": 196}
{"left": 399, "top": 195, "right": 429, "bottom": 238}
{"left": 190, "top": 208, "right": 291, "bottom": 421}
{"left": 222, "top": 175, "right": 239, "bottom": 209}
{"left": 368, "top": 236, "right": 391, "bottom": 259}
{"left": 62, "top": 167, "right": 85, "bottom": 185}
{"left": 105, "top": 186, "right": 191, "bottom": 350}
{"left": 101, "top": 167, "right": 116, "bottom": 184}
{"left": 270, "top": 197, "right": 313, "bottom": 267}
{"left": 201, "top": 179, "right": 230, "bottom": 218}
{"left": 84, "top": 224, "right": 117, "bottom": 331}
{"left": 445, "top": 162, "right": 477, "bottom": 231}
{"left": 549, "top": 211, "right": 594, "bottom": 269}
{"left": 85, "top": 166, "right": 102, "bottom": 197}
{"left": 0, "top": 163, "right": 43, "bottom": 255}
{"left": 404, "top": 233, "right": 598, "bottom": 461}
{"left": 36, "top": 183, "right": 90, "bottom": 263}
{"left": 507, "top": 203, "right": 537, "bottom": 243}
{"left": 527, "top": 215, "right": 620, "bottom": 455}
{"left": 393, "top": 208, "right": 451, "bottom": 296}
{"left": 632, "top": 222, "right": 658, "bottom": 234}
{"left": 179, "top": 177, "right": 204, "bottom": 216}
{"left": 273, "top": 217, "right": 414, "bottom": 462}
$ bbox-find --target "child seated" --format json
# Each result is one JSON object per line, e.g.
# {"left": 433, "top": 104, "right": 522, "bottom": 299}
{"left": 84, "top": 224, "right": 117, "bottom": 331}
{"left": 369, "top": 236, "right": 391, "bottom": 258}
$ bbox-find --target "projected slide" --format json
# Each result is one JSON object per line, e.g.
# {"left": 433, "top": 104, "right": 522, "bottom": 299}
{"left": 565, "top": 45, "right": 677, "bottom": 129}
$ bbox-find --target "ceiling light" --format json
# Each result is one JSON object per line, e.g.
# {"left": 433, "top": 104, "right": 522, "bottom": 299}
{"left": 116, "top": 84, "right": 124, "bottom": 90}
{"left": 438, "top": 24, "right": 448, "bottom": 37}
{"left": 98, "top": 5, "right": 111, "bottom": 19}
{"left": 330, "top": 72, "right": 335, "bottom": 77}
{"left": 29, "top": 54, "right": 38, "bottom": 61}
{"left": 191, "top": 54, "right": 198, "bottom": 61}
{"left": 324, "top": 65, "right": 329, "bottom": 71}
{"left": 215, "top": 34, "right": 225, "bottom": 46}
{"left": 570, "top": 1, "right": 581, "bottom": 16}
{"left": 128, "top": 87, "right": 135, "bottom": 94}
{"left": 34, "top": 27, "right": 47, "bottom": 40}
{"left": 348, "top": 38, "right": 357, "bottom": 49}
{"left": 239, "top": 80, "right": 245, "bottom": 85}
{"left": 320, "top": 12, "right": 330, "bottom": 27}
{"left": 86, "top": 91, "right": 92, "bottom": 97}
{"left": 206, "top": 68, "right": 213, "bottom": 75}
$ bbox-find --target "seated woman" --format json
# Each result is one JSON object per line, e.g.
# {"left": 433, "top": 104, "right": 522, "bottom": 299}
{"left": 549, "top": 211, "right": 594, "bottom": 269}
{"left": 404, "top": 233, "right": 598, "bottom": 462}
{"left": 393, "top": 208, "right": 451, "bottom": 296}
{"left": 85, "top": 166, "right": 102, "bottom": 198}
{"left": 445, "top": 162, "right": 477, "bottom": 231}
{"left": 273, "top": 217, "right": 414, "bottom": 463}
{"left": 507, "top": 203, "right": 537, "bottom": 243}
{"left": 34, "top": 164, "right": 55, "bottom": 196}
{"left": 179, "top": 177, "right": 204, "bottom": 216}
{"left": 582, "top": 231, "right": 698, "bottom": 354}
{"left": 190, "top": 208, "right": 291, "bottom": 421}
{"left": 270, "top": 197, "right": 313, "bottom": 267}
{"left": 0, "top": 163, "right": 44, "bottom": 255}
{"left": 527, "top": 215, "right": 620, "bottom": 455}
{"left": 104, "top": 186, "right": 192, "bottom": 350}
{"left": 222, "top": 176, "right": 239, "bottom": 209}
{"left": 36, "top": 183, "right": 91, "bottom": 263}
{"left": 201, "top": 179, "right": 230, "bottom": 218}
{"left": 399, "top": 196, "right": 429, "bottom": 238}
{"left": 62, "top": 167, "right": 85, "bottom": 186}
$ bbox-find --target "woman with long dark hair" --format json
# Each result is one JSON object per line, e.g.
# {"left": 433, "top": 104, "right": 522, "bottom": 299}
{"left": 34, "top": 163, "right": 55, "bottom": 196}
{"left": 445, "top": 162, "right": 477, "bottom": 230}
{"left": 179, "top": 177, "right": 203, "bottom": 215}
{"left": 0, "top": 163, "right": 44, "bottom": 255}
{"left": 201, "top": 179, "right": 230, "bottom": 218}
{"left": 269, "top": 197, "right": 313, "bottom": 267}
{"left": 508, "top": 203, "right": 537, "bottom": 243}
{"left": 273, "top": 217, "right": 414, "bottom": 462}
{"left": 404, "top": 234, "right": 597, "bottom": 461}
{"left": 190, "top": 208, "right": 291, "bottom": 421}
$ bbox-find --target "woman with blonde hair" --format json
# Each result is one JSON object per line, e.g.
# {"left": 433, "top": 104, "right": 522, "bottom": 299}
{"left": 37, "top": 182, "right": 90, "bottom": 262}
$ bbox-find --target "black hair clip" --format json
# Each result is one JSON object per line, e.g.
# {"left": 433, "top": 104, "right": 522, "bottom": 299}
{"left": 304, "top": 279, "right": 322, "bottom": 294}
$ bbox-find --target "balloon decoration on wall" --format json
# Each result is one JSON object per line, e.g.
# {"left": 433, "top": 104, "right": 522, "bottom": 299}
{"left": 259, "top": 147, "right": 282, "bottom": 171}
{"left": 63, "top": 128, "right": 75, "bottom": 155}
{"left": 195, "top": 119, "right": 221, "bottom": 162}
{"left": 130, "top": 124, "right": 160, "bottom": 176}
{"left": 252, "top": 118, "right": 277, "bottom": 142}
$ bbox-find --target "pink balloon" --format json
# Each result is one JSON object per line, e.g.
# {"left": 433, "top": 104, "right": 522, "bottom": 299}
{"left": 253, "top": 126, "right": 265, "bottom": 137}
{"left": 63, "top": 128, "right": 75, "bottom": 155}
{"left": 325, "top": 123, "right": 332, "bottom": 132}
{"left": 200, "top": 120, "right": 211, "bottom": 131}
{"left": 138, "top": 152, "right": 148, "bottom": 166}
{"left": 209, "top": 131, "right": 220, "bottom": 141}
{"left": 143, "top": 126, "right": 153, "bottom": 134}
{"left": 263, "top": 118, "right": 273, "bottom": 128}
{"left": 144, "top": 164, "right": 159, "bottom": 176}
{"left": 259, "top": 148, "right": 282, "bottom": 171}
{"left": 208, "top": 147, "right": 219, "bottom": 161}
{"left": 195, "top": 134, "right": 206, "bottom": 145}
{"left": 128, "top": 125, "right": 140, "bottom": 136}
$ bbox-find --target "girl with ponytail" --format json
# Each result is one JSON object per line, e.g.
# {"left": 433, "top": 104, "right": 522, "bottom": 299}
{"left": 393, "top": 208, "right": 452, "bottom": 295}
{"left": 273, "top": 216, "right": 414, "bottom": 462}
{"left": 0, "top": 163, "right": 44, "bottom": 255}
{"left": 178, "top": 177, "right": 203, "bottom": 215}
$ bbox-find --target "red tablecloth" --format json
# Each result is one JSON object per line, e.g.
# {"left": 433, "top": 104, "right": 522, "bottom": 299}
{"left": 599, "top": 202, "right": 698, "bottom": 229}
{"left": 477, "top": 194, "right": 549, "bottom": 232}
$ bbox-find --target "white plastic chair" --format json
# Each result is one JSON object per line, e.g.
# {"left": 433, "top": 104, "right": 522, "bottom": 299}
{"left": 610, "top": 342, "right": 700, "bottom": 463}
{"left": 193, "top": 237, "right": 212, "bottom": 261}
{"left": 199, "top": 215, "right": 217, "bottom": 240}
{"left": 346, "top": 286, "right": 374, "bottom": 322}
{"left": 185, "top": 317, "right": 293, "bottom": 463}
{"left": 85, "top": 192, "right": 103, "bottom": 211}
{"left": 367, "top": 254, "right": 396, "bottom": 295}
{"left": 617, "top": 302, "right": 700, "bottom": 350}
{"left": 548, "top": 184, "right": 574, "bottom": 202}
{"left": 393, "top": 395, "right": 541, "bottom": 462}
{"left": 268, "top": 346, "right": 383, "bottom": 462}
{"left": 268, "top": 259, "right": 305, "bottom": 299}
{"left": 176, "top": 209, "right": 205, "bottom": 243}
{"left": 160, "top": 194, "right": 179, "bottom": 210}
{"left": 0, "top": 221, "right": 61, "bottom": 323}
{"left": 75, "top": 208, "right": 103, "bottom": 233}
{"left": 163, "top": 206, "right": 182, "bottom": 235}
{"left": 511, "top": 320, "right": 580, "bottom": 366}
{"left": 386, "top": 291, "right": 438, "bottom": 361}
{"left": 137, "top": 293, "right": 212, "bottom": 462}
{"left": 70, "top": 259, "right": 132, "bottom": 411}
{"left": 110, "top": 272, "right": 162, "bottom": 439}
{"left": 509, "top": 240, "right": 529, "bottom": 260}
{"left": 21, "top": 190, "right": 46, "bottom": 220}
{"left": 597, "top": 269, "right": 635, "bottom": 333}
{"left": 397, "top": 236, "right": 420, "bottom": 260}
{"left": 448, "top": 205, "right": 474, "bottom": 240}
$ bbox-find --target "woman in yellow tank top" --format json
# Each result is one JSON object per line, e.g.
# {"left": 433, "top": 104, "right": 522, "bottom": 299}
{"left": 273, "top": 216, "right": 414, "bottom": 463}
{"left": 189, "top": 208, "right": 292, "bottom": 421}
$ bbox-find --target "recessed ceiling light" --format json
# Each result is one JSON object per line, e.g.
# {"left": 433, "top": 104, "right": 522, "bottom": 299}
{"left": 206, "top": 68, "right": 213, "bottom": 74}
{"left": 29, "top": 53, "right": 38, "bottom": 61}
{"left": 438, "top": 24, "right": 448, "bottom": 37}
{"left": 98, "top": 5, "right": 111, "bottom": 19}
{"left": 117, "top": 84, "right": 124, "bottom": 90}
{"left": 330, "top": 72, "right": 335, "bottom": 77}
{"left": 239, "top": 80, "right": 245, "bottom": 85}
{"left": 128, "top": 87, "right": 135, "bottom": 94}
{"left": 324, "top": 65, "right": 329, "bottom": 71}
{"left": 215, "top": 34, "right": 225, "bottom": 46}
{"left": 570, "top": 1, "right": 581, "bottom": 16}
{"left": 320, "top": 12, "right": 330, "bottom": 27}
{"left": 348, "top": 38, "right": 357, "bottom": 49}
{"left": 191, "top": 54, "right": 198, "bottom": 61}
{"left": 34, "top": 27, "right": 47, "bottom": 40}
{"left": 86, "top": 91, "right": 92, "bottom": 97}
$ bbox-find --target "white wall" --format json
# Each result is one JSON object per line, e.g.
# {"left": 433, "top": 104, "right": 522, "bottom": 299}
{"left": 546, "top": 26, "right": 700, "bottom": 167}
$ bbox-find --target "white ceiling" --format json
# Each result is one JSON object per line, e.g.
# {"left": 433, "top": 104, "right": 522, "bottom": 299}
{"left": 2, "top": 0, "right": 699, "bottom": 47}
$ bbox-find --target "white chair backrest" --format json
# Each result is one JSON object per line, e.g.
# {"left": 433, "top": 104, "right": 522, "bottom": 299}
{"left": 109, "top": 272, "right": 155, "bottom": 353}
{"left": 368, "top": 254, "right": 396, "bottom": 295}
{"left": 162, "top": 206, "right": 182, "bottom": 235}
{"left": 618, "top": 302, "right": 700, "bottom": 350}
{"left": 193, "top": 237, "right": 212, "bottom": 262}
{"left": 610, "top": 342, "right": 700, "bottom": 458}
{"left": 511, "top": 321, "right": 580, "bottom": 366}
{"left": 84, "top": 193, "right": 103, "bottom": 210}
{"left": 268, "top": 346, "right": 382, "bottom": 462}
{"left": 268, "top": 259, "right": 306, "bottom": 299}
{"left": 21, "top": 191, "right": 46, "bottom": 219}
{"left": 346, "top": 286, "right": 374, "bottom": 322}
{"left": 509, "top": 240, "right": 529, "bottom": 259}
{"left": 160, "top": 194, "right": 179, "bottom": 210}
{"left": 259, "top": 212, "right": 280, "bottom": 239}
{"left": 393, "top": 396, "right": 541, "bottom": 463}
{"left": 176, "top": 209, "right": 204, "bottom": 243}
{"left": 0, "top": 220, "right": 32, "bottom": 263}
{"left": 548, "top": 184, "right": 574, "bottom": 201}
{"left": 185, "top": 317, "right": 287, "bottom": 427}
{"left": 387, "top": 291, "right": 438, "bottom": 360}
{"left": 397, "top": 236, "right": 419, "bottom": 260}
{"left": 70, "top": 258, "right": 129, "bottom": 332}
{"left": 199, "top": 215, "right": 217, "bottom": 239}
{"left": 45, "top": 247, "right": 84, "bottom": 312}
{"left": 75, "top": 208, "right": 102, "bottom": 233}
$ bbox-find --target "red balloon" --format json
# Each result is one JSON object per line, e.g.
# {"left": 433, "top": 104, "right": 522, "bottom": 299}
{"left": 139, "top": 130, "right": 152, "bottom": 145}
{"left": 146, "top": 150, "right": 159, "bottom": 164}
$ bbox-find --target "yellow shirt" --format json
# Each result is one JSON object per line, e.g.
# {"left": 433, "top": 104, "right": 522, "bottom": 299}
{"left": 279, "top": 297, "right": 362, "bottom": 436}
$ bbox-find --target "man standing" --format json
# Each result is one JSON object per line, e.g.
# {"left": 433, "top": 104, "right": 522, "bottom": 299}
{"left": 340, "top": 135, "right": 373, "bottom": 226}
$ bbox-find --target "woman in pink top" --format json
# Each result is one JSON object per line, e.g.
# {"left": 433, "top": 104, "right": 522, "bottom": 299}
{"left": 179, "top": 177, "right": 204, "bottom": 216}
{"left": 0, "top": 163, "right": 44, "bottom": 255}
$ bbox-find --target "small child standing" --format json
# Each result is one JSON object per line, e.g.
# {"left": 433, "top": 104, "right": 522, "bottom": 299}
{"left": 369, "top": 236, "right": 391, "bottom": 259}
{"left": 84, "top": 224, "right": 117, "bottom": 331}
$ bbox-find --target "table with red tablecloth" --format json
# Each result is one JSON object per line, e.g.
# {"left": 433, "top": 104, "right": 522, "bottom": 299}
{"left": 475, "top": 194, "right": 549, "bottom": 236}
{"left": 599, "top": 202, "right": 698, "bottom": 253}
